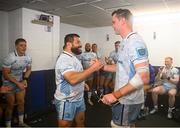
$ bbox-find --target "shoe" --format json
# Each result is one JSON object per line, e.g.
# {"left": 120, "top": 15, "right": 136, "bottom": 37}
{"left": 110, "top": 120, "right": 120, "bottom": 127}
{"left": 88, "top": 98, "right": 94, "bottom": 106}
{"left": 144, "top": 107, "right": 149, "bottom": 116}
{"left": 99, "top": 89, "right": 104, "bottom": 95}
{"left": 167, "top": 111, "right": 172, "bottom": 119}
{"left": 150, "top": 108, "right": 158, "bottom": 114}
{"left": 138, "top": 109, "right": 146, "bottom": 120}
{"left": 19, "top": 122, "right": 30, "bottom": 127}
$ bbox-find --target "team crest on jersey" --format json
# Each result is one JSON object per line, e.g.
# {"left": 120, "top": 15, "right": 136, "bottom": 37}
{"left": 136, "top": 48, "right": 146, "bottom": 56}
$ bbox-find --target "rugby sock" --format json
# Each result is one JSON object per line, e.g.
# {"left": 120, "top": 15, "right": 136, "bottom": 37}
{"left": 5, "top": 120, "right": 11, "bottom": 127}
{"left": 18, "top": 114, "right": 24, "bottom": 124}
{"left": 99, "top": 88, "right": 104, "bottom": 94}
{"left": 141, "top": 103, "right": 144, "bottom": 109}
{"left": 154, "top": 105, "right": 158, "bottom": 109}
{"left": 88, "top": 92, "right": 92, "bottom": 99}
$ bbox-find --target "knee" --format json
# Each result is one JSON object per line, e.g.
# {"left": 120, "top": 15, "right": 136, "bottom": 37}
{"left": 168, "top": 91, "right": 176, "bottom": 97}
{"left": 76, "top": 117, "right": 84, "bottom": 127}
{"left": 79, "top": 116, "right": 85, "bottom": 123}
{"left": 152, "top": 88, "right": 159, "bottom": 94}
{"left": 58, "top": 120, "right": 72, "bottom": 127}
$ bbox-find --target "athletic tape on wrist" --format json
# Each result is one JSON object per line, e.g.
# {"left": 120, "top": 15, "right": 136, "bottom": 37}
{"left": 129, "top": 73, "right": 144, "bottom": 89}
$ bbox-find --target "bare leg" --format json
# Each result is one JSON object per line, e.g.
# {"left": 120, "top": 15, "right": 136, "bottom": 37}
{"left": 168, "top": 89, "right": 177, "bottom": 108}
{"left": 57, "top": 119, "right": 72, "bottom": 127}
{"left": 16, "top": 90, "right": 25, "bottom": 124}
{"left": 5, "top": 93, "right": 15, "bottom": 126}
{"left": 74, "top": 112, "right": 85, "bottom": 127}
{"left": 151, "top": 86, "right": 165, "bottom": 106}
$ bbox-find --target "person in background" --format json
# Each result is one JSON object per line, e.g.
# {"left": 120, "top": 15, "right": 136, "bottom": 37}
{"left": 80, "top": 43, "right": 97, "bottom": 106}
{"left": 92, "top": 43, "right": 102, "bottom": 59}
{"left": 91, "top": 43, "right": 104, "bottom": 94}
{"left": 101, "top": 8, "right": 150, "bottom": 127}
{"left": 109, "top": 41, "right": 120, "bottom": 64}
{"left": 2, "top": 38, "right": 32, "bottom": 127}
{"left": 54, "top": 33, "right": 103, "bottom": 127}
{"left": 150, "top": 57, "right": 179, "bottom": 119}
{"left": 103, "top": 41, "right": 121, "bottom": 94}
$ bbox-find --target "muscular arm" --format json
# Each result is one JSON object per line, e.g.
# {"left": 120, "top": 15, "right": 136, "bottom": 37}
{"left": 22, "top": 66, "right": 32, "bottom": 87}
{"left": 2, "top": 66, "right": 31, "bottom": 89}
{"left": 24, "top": 66, "right": 31, "bottom": 79}
{"left": 103, "top": 64, "right": 116, "bottom": 72}
{"left": 112, "top": 61, "right": 150, "bottom": 98}
{"left": 155, "top": 72, "right": 161, "bottom": 81}
{"left": 169, "top": 74, "right": 179, "bottom": 85}
{"left": 2, "top": 67, "right": 21, "bottom": 86}
{"left": 64, "top": 59, "right": 103, "bottom": 85}
{"left": 102, "top": 60, "right": 150, "bottom": 104}
{"left": 155, "top": 67, "right": 164, "bottom": 81}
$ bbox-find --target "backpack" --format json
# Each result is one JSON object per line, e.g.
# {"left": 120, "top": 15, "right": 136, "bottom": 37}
{"left": 149, "top": 64, "right": 155, "bottom": 85}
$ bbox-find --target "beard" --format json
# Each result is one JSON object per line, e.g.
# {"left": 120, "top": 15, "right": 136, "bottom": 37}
{"left": 71, "top": 46, "right": 82, "bottom": 55}
{"left": 85, "top": 48, "right": 91, "bottom": 52}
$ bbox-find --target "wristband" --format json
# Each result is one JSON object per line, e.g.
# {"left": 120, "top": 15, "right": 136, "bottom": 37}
{"left": 112, "top": 91, "right": 123, "bottom": 99}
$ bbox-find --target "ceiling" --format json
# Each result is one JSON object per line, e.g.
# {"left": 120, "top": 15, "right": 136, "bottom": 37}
{"left": 0, "top": 0, "right": 180, "bottom": 28}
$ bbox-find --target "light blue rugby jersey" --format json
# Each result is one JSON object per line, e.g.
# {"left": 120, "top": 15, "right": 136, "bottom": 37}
{"left": 109, "top": 50, "right": 119, "bottom": 64}
{"left": 161, "top": 66, "right": 179, "bottom": 87}
{"left": 80, "top": 51, "right": 97, "bottom": 69}
{"left": 54, "top": 51, "right": 85, "bottom": 102}
{"left": 2, "top": 50, "right": 32, "bottom": 84}
{"left": 115, "top": 32, "right": 149, "bottom": 104}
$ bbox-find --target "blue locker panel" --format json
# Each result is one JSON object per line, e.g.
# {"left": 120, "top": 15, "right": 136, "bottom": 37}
{"left": 26, "top": 71, "right": 46, "bottom": 115}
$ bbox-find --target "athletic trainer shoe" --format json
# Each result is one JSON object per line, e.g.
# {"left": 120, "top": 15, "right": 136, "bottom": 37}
{"left": 19, "top": 122, "right": 30, "bottom": 127}
{"left": 167, "top": 111, "right": 173, "bottom": 119}
{"left": 150, "top": 108, "right": 158, "bottom": 114}
{"left": 88, "top": 98, "right": 94, "bottom": 106}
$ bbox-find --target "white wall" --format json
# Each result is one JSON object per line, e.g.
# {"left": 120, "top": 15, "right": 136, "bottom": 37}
{"left": 134, "top": 12, "right": 180, "bottom": 66}
{"left": 8, "top": 8, "right": 23, "bottom": 52}
{"left": 88, "top": 12, "right": 180, "bottom": 67}
{"left": 60, "top": 23, "right": 88, "bottom": 53}
{"left": 0, "top": 8, "right": 60, "bottom": 71}
{"left": 88, "top": 26, "right": 121, "bottom": 58}
{"left": 0, "top": 11, "right": 9, "bottom": 68}
{"left": 22, "top": 8, "right": 60, "bottom": 71}
{"left": 1, "top": 9, "right": 180, "bottom": 70}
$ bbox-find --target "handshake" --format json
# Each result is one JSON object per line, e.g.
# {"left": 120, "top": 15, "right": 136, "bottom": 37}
{"left": 89, "top": 58, "right": 105, "bottom": 71}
